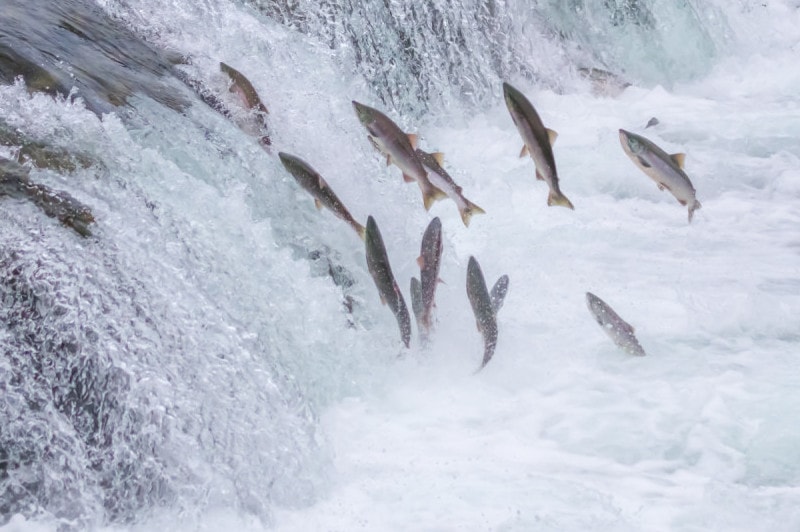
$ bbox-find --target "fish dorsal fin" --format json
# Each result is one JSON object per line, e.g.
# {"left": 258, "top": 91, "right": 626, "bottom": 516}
{"left": 519, "top": 145, "right": 529, "bottom": 158}
{"left": 431, "top": 152, "right": 445, "bottom": 165}
{"left": 417, "top": 255, "right": 425, "bottom": 269}
{"left": 670, "top": 153, "right": 686, "bottom": 168}
{"left": 314, "top": 198, "right": 323, "bottom": 210}
{"left": 407, "top": 133, "right": 419, "bottom": 149}
{"left": 546, "top": 128, "right": 558, "bottom": 146}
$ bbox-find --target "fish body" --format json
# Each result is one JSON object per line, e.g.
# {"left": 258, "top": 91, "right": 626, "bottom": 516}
{"left": 278, "top": 152, "right": 366, "bottom": 239}
{"left": 502, "top": 82, "right": 574, "bottom": 209}
{"left": 410, "top": 276, "right": 424, "bottom": 335}
{"left": 365, "top": 216, "right": 412, "bottom": 348}
{"left": 585, "top": 292, "right": 646, "bottom": 356}
{"left": 415, "top": 149, "right": 485, "bottom": 226}
{"left": 466, "top": 256, "right": 499, "bottom": 370}
{"left": 0, "top": 156, "right": 95, "bottom": 236}
{"left": 352, "top": 100, "right": 444, "bottom": 210}
{"left": 220, "top": 62, "right": 271, "bottom": 147}
{"left": 618, "top": 129, "right": 701, "bottom": 222}
{"left": 415, "top": 217, "right": 443, "bottom": 337}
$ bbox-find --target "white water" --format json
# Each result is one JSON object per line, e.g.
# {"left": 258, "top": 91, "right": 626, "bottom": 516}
{"left": 2, "top": 0, "right": 800, "bottom": 530}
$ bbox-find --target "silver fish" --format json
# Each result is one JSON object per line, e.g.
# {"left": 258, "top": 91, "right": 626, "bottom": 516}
{"left": 467, "top": 257, "right": 508, "bottom": 370}
{"left": 365, "top": 216, "right": 412, "bottom": 348}
{"left": 352, "top": 100, "right": 446, "bottom": 210}
{"left": 278, "top": 152, "right": 366, "bottom": 240}
{"left": 503, "top": 81, "right": 574, "bottom": 209}
{"left": 414, "top": 217, "right": 443, "bottom": 338}
{"left": 619, "top": 128, "right": 701, "bottom": 223}
{"left": 415, "top": 149, "right": 485, "bottom": 227}
{"left": 220, "top": 62, "right": 271, "bottom": 148}
{"left": 586, "top": 292, "right": 646, "bottom": 356}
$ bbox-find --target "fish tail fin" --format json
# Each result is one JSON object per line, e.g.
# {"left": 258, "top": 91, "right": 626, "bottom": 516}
{"left": 423, "top": 191, "right": 436, "bottom": 211}
{"left": 459, "top": 200, "right": 486, "bottom": 227}
{"left": 547, "top": 190, "right": 575, "bottom": 210}
{"left": 688, "top": 199, "right": 702, "bottom": 223}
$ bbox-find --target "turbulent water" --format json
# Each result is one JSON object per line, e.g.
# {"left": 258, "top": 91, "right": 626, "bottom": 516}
{"left": 1, "top": 0, "right": 799, "bottom": 530}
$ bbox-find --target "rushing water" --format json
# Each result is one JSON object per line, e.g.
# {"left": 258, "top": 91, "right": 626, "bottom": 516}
{"left": 1, "top": 0, "right": 799, "bottom": 530}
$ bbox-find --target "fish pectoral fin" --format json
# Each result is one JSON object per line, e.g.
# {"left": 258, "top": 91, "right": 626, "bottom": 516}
{"left": 657, "top": 183, "right": 665, "bottom": 191}
{"left": 417, "top": 255, "right": 425, "bottom": 268}
{"left": 386, "top": 155, "right": 391, "bottom": 167}
{"left": 660, "top": 182, "right": 672, "bottom": 192}
{"left": 379, "top": 293, "right": 387, "bottom": 305}
{"left": 670, "top": 153, "right": 686, "bottom": 168}
{"left": 637, "top": 156, "right": 652, "bottom": 168}
{"left": 402, "top": 173, "right": 415, "bottom": 183}
{"left": 519, "top": 145, "right": 529, "bottom": 158}
{"left": 431, "top": 152, "right": 445, "bottom": 165}
{"left": 678, "top": 199, "right": 687, "bottom": 206}
{"left": 407, "top": 133, "right": 419, "bottom": 149}
{"left": 535, "top": 169, "right": 545, "bottom": 181}
{"left": 313, "top": 198, "right": 323, "bottom": 210}
{"left": 546, "top": 128, "right": 558, "bottom": 146}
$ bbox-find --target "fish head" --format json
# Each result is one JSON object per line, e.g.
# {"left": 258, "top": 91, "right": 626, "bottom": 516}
{"left": 618, "top": 129, "right": 645, "bottom": 156}
{"left": 352, "top": 100, "right": 376, "bottom": 127}
{"left": 585, "top": 292, "right": 606, "bottom": 320}
{"left": 502, "top": 82, "right": 524, "bottom": 117}
{"left": 277, "top": 151, "right": 300, "bottom": 174}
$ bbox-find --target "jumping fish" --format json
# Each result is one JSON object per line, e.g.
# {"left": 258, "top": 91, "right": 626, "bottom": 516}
{"left": 585, "top": 292, "right": 646, "bottom": 356}
{"left": 220, "top": 61, "right": 271, "bottom": 148}
{"left": 467, "top": 256, "right": 508, "bottom": 370}
{"left": 365, "top": 216, "right": 412, "bottom": 348}
{"left": 352, "top": 100, "right": 445, "bottom": 210}
{"left": 502, "top": 81, "right": 574, "bottom": 209}
{"left": 415, "top": 149, "right": 485, "bottom": 227}
{"left": 413, "top": 217, "right": 443, "bottom": 338}
{"left": 278, "top": 152, "right": 366, "bottom": 240}
{"left": 577, "top": 67, "right": 631, "bottom": 98}
{"left": 0, "top": 156, "right": 95, "bottom": 237}
{"left": 618, "top": 128, "right": 701, "bottom": 222}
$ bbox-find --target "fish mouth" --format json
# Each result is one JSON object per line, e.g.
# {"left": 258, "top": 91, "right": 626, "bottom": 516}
{"left": 351, "top": 100, "right": 370, "bottom": 124}
{"left": 618, "top": 129, "right": 633, "bottom": 149}
{"left": 501, "top": 82, "right": 519, "bottom": 105}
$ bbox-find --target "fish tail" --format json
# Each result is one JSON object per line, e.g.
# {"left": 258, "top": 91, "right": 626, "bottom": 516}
{"left": 547, "top": 190, "right": 575, "bottom": 210}
{"left": 459, "top": 199, "right": 486, "bottom": 227}
{"left": 688, "top": 199, "right": 701, "bottom": 223}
